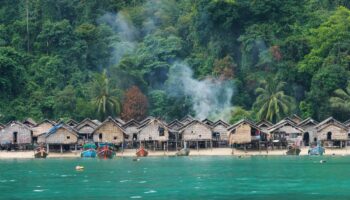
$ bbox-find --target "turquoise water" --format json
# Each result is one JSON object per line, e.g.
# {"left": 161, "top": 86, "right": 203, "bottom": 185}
{"left": 0, "top": 156, "right": 349, "bottom": 200}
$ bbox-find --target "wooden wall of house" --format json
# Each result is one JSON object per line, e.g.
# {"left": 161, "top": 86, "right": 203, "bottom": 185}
{"left": 93, "top": 121, "right": 124, "bottom": 144}
{"left": 300, "top": 124, "right": 317, "bottom": 142}
{"left": 32, "top": 122, "right": 53, "bottom": 137}
{"left": 46, "top": 128, "right": 78, "bottom": 144}
{"left": 37, "top": 134, "right": 46, "bottom": 144}
{"left": 0, "top": 123, "right": 32, "bottom": 144}
{"left": 139, "top": 121, "right": 169, "bottom": 141}
{"left": 228, "top": 123, "right": 252, "bottom": 144}
{"left": 212, "top": 124, "right": 228, "bottom": 140}
{"left": 124, "top": 126, "right": 139, "bottom": 141}
{"left": 182, "top": 123, "right": 211, "bottom": 141}
{"left": 317, "top": 125, "right": 348, "bottom": 140}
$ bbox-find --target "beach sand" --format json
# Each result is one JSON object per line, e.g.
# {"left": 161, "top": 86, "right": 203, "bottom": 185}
{"left": 1, "top": 147, "right": 350, "bottom": 159}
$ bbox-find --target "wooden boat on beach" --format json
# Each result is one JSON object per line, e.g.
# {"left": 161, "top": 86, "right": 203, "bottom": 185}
{"left": 97, "top": 143, "right": 115, "bottom": 159}
{"left": 308, "top": 145, "right": 325, "bottom": 156}
{"left": 176, "top": 148, "right": 190, "bottom": 156}
{"left": 81, "top": 143, "right": 97, "bottom": 158}
{"left": 34, "top": 146, "right": 48, "bottom": 158}
{"left": 286, "top": 145, "right": 301, "bottom": 155}
{"left": 136, "top": 147, "right": 148, "bottom": 157}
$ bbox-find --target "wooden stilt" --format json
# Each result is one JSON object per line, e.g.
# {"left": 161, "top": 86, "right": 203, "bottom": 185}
{"left": 197, "top": 141, "right": 199, "bottom": 151}
{"left": 60, "top": 144, "right": 63, "bottom": 154}
{"left": 47, "top": 144, "right": 49, "bottom": 153}
{"left": 153, "top": 140, "right": 156, "bottom": 151}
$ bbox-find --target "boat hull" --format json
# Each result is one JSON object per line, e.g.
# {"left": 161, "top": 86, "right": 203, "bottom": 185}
{"left": 34, "top": 151, "right": 48, "bottom": 158}
{"left": 176, "top": 148, "right": 190, "bottom": 156}
{"left": 136, "top": 148, "right": 148, "bottom": 157}
{"left": 81, "top": 149, "right": 97, "bottom": 158}
{"left": 97, "top": 149, "right": 115, "bottom": 159}
{"left": 286, "top": 148, "right": 301, "bottom": 155}
{"left": 308, "top": 146, "right": 325, "bottom": 156}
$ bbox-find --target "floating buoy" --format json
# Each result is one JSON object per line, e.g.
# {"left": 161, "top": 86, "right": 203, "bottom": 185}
{"left": 320, "top": 160, "right": 326, "bottom": 163}
{"left": 76, "top": 166, "right": 84, "bottom": 170}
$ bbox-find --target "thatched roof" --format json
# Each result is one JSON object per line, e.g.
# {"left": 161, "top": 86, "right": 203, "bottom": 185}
{"left": 228, "top": 119, "right": 260, "bottom": 132}
{"left": 298, "top": 117, "right": 319, "bottom": 128}
{"left": 202, "top": 118, "right": 214, "bottom": 126}
{"left": 114, "top": 117, "right": 125, "bottom": 126}
{"left": 180, "top": 115, "right": 195, "bottom": 125}
{"left": 32, "top": 119, "right": 56, "bottom": 137}
{"left": 344, "top": 119, "right": 350, "bottom": 127}
{"left": 46, "top": 123, "right": 78, "bottom": 137}
{"left": 315, "top": 117, "right": 347, "bottom": 131}
{"left": 0, "top": 123, "right": 4, "bottom": 129}
{"left": 167, "top": 119, "right": 184, "bottom": 131}
{"left": 5, "top": 121, "right": 31, "bottom": 129}
{"left": 213, "top": 119, "right": 230, "bottom": 128}
{"left": 268, "top": 118, "right": 304, "bottom": 133}
{"left": 66, "top": 119, "right": 78, "bottom": 127}
{"left": 122, "top": 119, "right": 140, "bottom": 129}
{"left": 93, "top": 116, "right": 126, "bottom": 134}
{"left": 256, "top": 119, "right": 274, "bottom": 128}
{"left": 139, "top": 116, "right": 155, "bottom": 126}
{"left": 290, "top": 114, "right": 303, "bottom": 124}
{"left": 22, "top": 118, "right": 37, "bottom": 127}
{"left": 75, "top": 118, "right": 99, "bottom": 135}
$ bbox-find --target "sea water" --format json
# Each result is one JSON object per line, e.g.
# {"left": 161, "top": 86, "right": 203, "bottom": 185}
{"left": 0, "top": 156, "right": 349, "bottom": 200}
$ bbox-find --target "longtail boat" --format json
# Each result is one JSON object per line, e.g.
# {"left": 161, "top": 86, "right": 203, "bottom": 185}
{"left": 136, "top": 147, "right": 148, "bottom": 157}
{"left": 81, "top": 143, "right": 97, "bottom": 158}
{"left": 176, "top": 148, "right": 190, "bottom": 156}
{"left": 97, "top": 143, "right": 115, "bottom": 159}
{"left": 308, "top": 144, "right": 325, "bottom": 156}
{"left": 34, "top": 146, "right": 48, "bottom": 158}
{"left": 286, "top": 145, "right": 301, "bottom": 155}
{"left": 176, "top": 142, "right": 190, "bottom": 156}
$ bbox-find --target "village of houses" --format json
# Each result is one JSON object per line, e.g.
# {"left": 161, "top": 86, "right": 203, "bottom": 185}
{"left": 0, "top": 114, "right": 350, "bottom": 158}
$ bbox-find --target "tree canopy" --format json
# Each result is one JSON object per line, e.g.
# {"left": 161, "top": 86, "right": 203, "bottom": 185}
{"left": 1, "top": 1, "right": 350, "bottom": 123}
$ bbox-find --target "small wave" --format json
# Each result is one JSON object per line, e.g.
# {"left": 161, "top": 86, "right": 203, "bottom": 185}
{"left": 0, "top": 180, "right": 7, "bottom": 183}
{"left": 60, "top": 175, "right": 68, "bottom": 177}
{"left": 33, "top": 189, "right": 44, "bottom": 192}
{"left": 130, "top": 196, "right": 142, "bottom": 199}
{"left": 139, "top": 181, "right": 147, "bottom": 184}
{"left": 120, "top": 180, "right": 129, "bottom": 183}
{"left": 144, "top": 190, "right": 157, "bottom": 194}
{"left": 9, "top": 180, "right": 15, "bottom": 182}
{"left": 36, "top": 186, "right": 41, "bottom": 188}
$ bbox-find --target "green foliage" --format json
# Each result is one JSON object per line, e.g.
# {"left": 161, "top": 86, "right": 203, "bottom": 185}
{"left": 229, "top": 107, "right": 253, "bottom": 124}
{"left": 0, "top": 1, "right": 350, "bottom": 123}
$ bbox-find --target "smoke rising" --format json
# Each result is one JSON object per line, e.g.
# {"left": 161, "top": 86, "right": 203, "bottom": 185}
{"left": 166, "top": 62, "right": 234, "bottom": 121}
{"left": 98, "top": 12, "right": 138, "bottom": 65}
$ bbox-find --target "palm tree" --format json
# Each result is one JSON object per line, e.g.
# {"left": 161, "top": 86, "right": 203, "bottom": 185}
{"left": 92, "top": 70, "right": 121, "bottom": 120}
{"left": 330, "top": 83, "right": 350, "bottom": 113}
{"left": 253, "top": 77, "right": 295, "bottom": 123}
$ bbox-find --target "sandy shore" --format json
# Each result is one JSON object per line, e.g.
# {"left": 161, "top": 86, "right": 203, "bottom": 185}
{"left": 1, "top": 147, "right": 350, "bottom": 159}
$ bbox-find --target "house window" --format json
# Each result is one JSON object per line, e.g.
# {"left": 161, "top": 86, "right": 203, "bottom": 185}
{"left": 348, "top": 133, "right": 350, "bottom": 139}
{"left": 158, "top": 127, "right": 165, "bottom": 136}
{"left": 99, "top": 133, "right": 103, "bottom": 140}
{"left": 67, "top": 136, "right": 70, "bottom": 139}
{"left": 114, "top": 136, "right": 117, "bottom": 140}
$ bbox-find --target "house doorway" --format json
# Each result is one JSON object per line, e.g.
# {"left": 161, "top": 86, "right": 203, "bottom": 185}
{"left": 327, "top": 132, "right": 332, "bottom": 140}
{"left": 13, "top": 132, "right": 18, "bottom": 144}
{"left": 303, "top": 132, "right": 310, "bottom": 146}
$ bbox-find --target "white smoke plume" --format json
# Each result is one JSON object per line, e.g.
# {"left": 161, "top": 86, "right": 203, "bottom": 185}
{"left": 98, "top": 12, "right": 137, "bottom": 65}
{"left": 166, "top": 62, "right": 234, "bottom": 121}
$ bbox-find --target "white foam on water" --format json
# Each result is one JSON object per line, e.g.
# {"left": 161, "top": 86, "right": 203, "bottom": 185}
{"left": 120, "top": 180, "right": 129, "bottom": 183}
{"left": 144, "top": 190, "right": 157, "bottom": 194}
{"left": 130, "top": 196, "right": 142, "bottom": 199}
{"left": 9, "top": 180, "right": 15, "bottom": 182}
{"left": 83, "top": 180, "right": 89, "bottom": 183}
{"left": 194, "top": 186, "right": 200, "bottom": 189}
{"left": 36, "top": 186, "right": 41, "bottom": 188}
{"left": 138, "top": 181, "right": 147, "bottom": 184}
{"left": 251, "top": 191, "right": 257, "bottom": 194}
{"left": 0, "top": 180, "right": 7, "bottom": 183}
{"left": 105, "top": 180, "right": 111, "bottom": 183}
{"left": 33, "top": 189, "right": 44, "bottom": 192}
{"left": 60, "top": 175, "right": 68, "bottom": 177}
